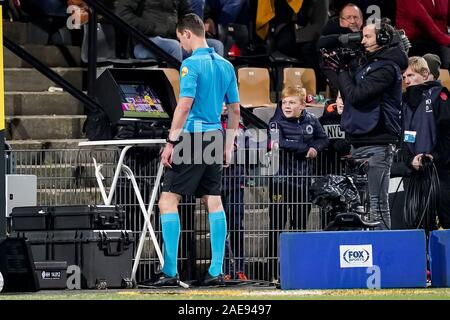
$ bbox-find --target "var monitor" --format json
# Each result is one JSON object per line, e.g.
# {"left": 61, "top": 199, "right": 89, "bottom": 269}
{"left": 119, "top": 82, "right": 170, "bottom": 120}
{"left": 95, "top": 68, "right": 176, "bottom": 124}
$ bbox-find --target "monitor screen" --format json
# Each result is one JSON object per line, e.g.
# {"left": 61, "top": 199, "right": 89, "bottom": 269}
{"left": 119, "top": 83, "right": 170, "bottom": 119}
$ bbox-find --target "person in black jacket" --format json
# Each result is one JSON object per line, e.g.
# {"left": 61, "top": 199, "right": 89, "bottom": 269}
{"left": 269, "top": 0, "right": 329, "bottom": 69}
{"left": 332, "top": 20, "right": 408, "bottom": 230}
{"left": 318, "top": 3, "right": 364, "bottom": 98}
{"left": 402, "top": 56, "right": 450, "bottom": 229}
{"left": 115, "top": 0, "right": 223, "bottom": 61}
{"left": 318, "top": 91, "right": 351, "bottom": 175}
{"left": 266, "top": 86, "right": 329, "bottom": 282}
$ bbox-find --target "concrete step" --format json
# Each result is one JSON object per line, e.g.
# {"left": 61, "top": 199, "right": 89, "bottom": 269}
{"left": 5, "top": 92, "right": 84, "bottom": 116}
{"left": 131, "top": 230, "right": 268, "bottom": 261}
{"left": 4, "top": 68, "right": 84, "bottom": 92}
{"left": 6, "top": 139, "right": 87, "bottom": 150}
{"left": 5, "top": 140, "right": 121, "bottom": 167}
{"left": 194, "top": 207, "right": 270, "bottom": 233}
{"left": 3, "top": 21, "right": 31, "bottom": 45}
{"left": 37, "top": 188, "right": 104, "bottom": 205}
{"left": 5, "top": 115, "right": 86, "bottom": 140}
{"left": 244, "top": 232, "right": 269, "bottom": 257}
{"left": 3, "top": 21, "right": 64, "bottom": 45}
{"left": 244, "top": 207, "right": 270, "bottom": 231}
{"left": 193, "top": 233, "right": 267, "bottom": 260}
{"left": 193, "top": 208, "right": 269, "bottom": 258}
{"left": 4, "top": 45, "right": 82, "bottom": 68}
{"left": 15, "top": 163, "right": 115, "bottom": 189}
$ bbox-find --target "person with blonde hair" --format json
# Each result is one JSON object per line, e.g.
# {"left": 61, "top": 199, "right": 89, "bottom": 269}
{"left": 403, "top": 56, "right": 430, "bottom": 88}
{"left": 402, "top": 54, "right": 450, "bottom": 230}
{"left": 266, "top": 85, "right": 329, "bottom": 282}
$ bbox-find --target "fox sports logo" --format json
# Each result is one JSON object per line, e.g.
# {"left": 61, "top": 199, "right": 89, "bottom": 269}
{"left": 343, "top": 249, "right": 371, "bottom": 263}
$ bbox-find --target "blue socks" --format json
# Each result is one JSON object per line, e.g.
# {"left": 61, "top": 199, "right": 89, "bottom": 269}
{"left": 160, "top": 213, "right": 180, "bottom": 277}
{"left": 161, "top": 211, "right": 226, "bottom": 278}
{"left": 208, "top": 211, "right": 227, "bottom": 277}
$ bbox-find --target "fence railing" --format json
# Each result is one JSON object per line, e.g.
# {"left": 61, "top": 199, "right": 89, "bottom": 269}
{"left": 5, "top": 147, "right": 345, "bottom": 283}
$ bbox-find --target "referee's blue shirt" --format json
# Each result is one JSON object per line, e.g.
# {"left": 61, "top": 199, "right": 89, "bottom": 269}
{"left": 179, "top": 47, "right": 240, "bottom": 133}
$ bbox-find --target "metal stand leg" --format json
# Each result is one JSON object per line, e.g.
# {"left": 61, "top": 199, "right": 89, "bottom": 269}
{"left": 92, "top": 157, "right": 108, "bottom": 204}
{"left": 107, "top": 146, "right": 132, "bottom": 205}
{"left": 127, "top": 162, "right": 189, "bottom": 289}
{"left": 126, "top": 163, "right": 163, "bottom": 276}
{"left": 92, "top": 146, "right": 132, "bottom": 206}
{"left": 90, "top": 145, "right": 189, "bottom": 288}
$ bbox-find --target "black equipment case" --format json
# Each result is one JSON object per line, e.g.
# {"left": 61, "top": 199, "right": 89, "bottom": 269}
{"left": 13, "top": 230, "right": 134, "bottom": 289}
{"left": 34, "top": 261, "right": 67, "bottom": 289}
{"left": 10, "top": 206, "right": 50, "bottom": 231}
{"left": 0, "top": 237, "right": 40, "bottom": 292}
{"left": 10, "top": 205, "right": 125, "bottom": 231}
{"left": 51, "top": 205, "right": 125, "bottom": 230}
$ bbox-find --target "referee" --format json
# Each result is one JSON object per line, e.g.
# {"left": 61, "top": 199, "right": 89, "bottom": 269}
{"left": 155, "top": 13, "right": 241, "bottom": 286}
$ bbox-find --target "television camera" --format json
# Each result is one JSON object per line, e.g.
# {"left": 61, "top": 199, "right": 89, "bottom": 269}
{"left": 320, "top": 27, "right": 411, "bottom": 69}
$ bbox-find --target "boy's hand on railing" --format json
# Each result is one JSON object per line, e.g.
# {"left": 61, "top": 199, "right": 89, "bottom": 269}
{"left": 306, "top": 147, "right": 318, "bottom": 159}
{"left": 271, "top": 141, "right": 279, "bottom": 151}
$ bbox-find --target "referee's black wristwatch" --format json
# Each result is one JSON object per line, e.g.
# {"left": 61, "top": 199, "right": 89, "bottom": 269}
{"left": 166, "top": 137, "right": 179, "bottom": 145}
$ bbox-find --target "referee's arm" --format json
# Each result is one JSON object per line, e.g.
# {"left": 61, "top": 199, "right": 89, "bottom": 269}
{"left": 167, "top": 97, "right": 194, "bottom": 141}
{"left": 161, "top": 97, "right": 193, "bottom": 168}
{"left": 224, "top": 103, "right": 241, "bottom": 165}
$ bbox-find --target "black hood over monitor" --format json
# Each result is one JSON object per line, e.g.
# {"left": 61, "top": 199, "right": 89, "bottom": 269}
{"left": 95, "top": 68, "right": 176, "bottom": 125}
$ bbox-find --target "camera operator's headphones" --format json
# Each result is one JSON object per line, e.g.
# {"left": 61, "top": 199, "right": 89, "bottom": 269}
{"left": 376, "top": 23, "right": 394, "bottom": 47}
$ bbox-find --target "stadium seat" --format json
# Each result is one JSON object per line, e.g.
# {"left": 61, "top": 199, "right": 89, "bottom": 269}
{"left": 157, "top": 68, "right": 180, "bottom": 102}
{"left": 440, "top": 69, "right": 450, "bottom": 91}
{"left": 237, "top": 67, "right": 277, "bottom": 108}
{"left": 283, "top": 68, "right": 316, "bottom": 96}
{"left": 253, "top": 106, "right": 277, "bottom": 124}
{"left": 305, "top": 105, "right": 325, "bottom": 118}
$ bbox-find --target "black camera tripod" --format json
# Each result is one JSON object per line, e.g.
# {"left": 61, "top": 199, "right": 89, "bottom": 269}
{"left": 323, "top": 156, "right": 380, "bottom": 231}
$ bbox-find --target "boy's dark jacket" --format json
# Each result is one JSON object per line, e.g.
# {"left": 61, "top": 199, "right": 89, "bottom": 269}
{"left": 269, "top": 104, "right": 329, "bottom": 158}
{"left": 268, "top": 105, "right": 329, "bottom": 185}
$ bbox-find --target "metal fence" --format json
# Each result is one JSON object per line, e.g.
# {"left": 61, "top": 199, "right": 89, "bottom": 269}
{"left": 5, "top": 147, "right": 344, "bottom": 283}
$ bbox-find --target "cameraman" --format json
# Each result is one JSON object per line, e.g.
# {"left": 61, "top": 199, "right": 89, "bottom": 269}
{"left": 333, "top": 20, "right": 408, "bottom": 230}
{"left": 318, "top": 3, "right": 364, "bottom": 98}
